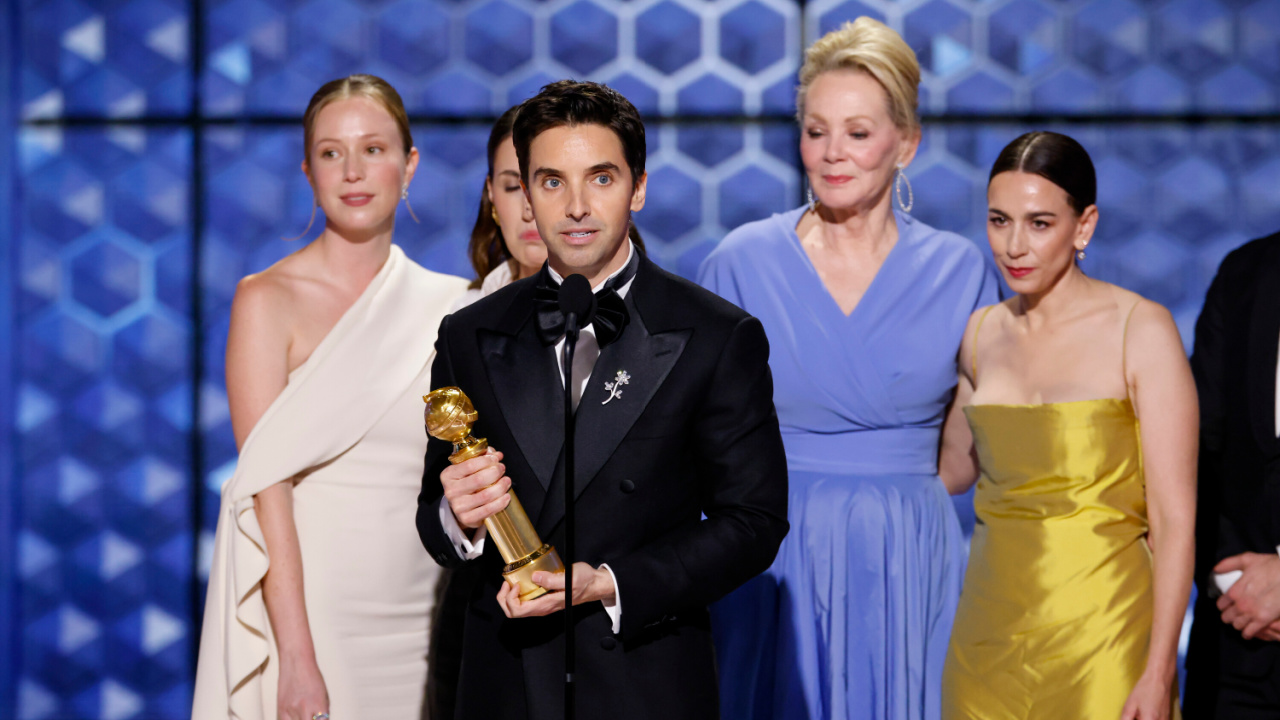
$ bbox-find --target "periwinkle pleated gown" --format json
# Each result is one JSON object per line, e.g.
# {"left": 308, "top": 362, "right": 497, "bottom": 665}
{"left": 698, "top": 207, "right": 999, "bottom": 720}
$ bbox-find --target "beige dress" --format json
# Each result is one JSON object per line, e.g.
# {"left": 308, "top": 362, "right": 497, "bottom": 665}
{"left": 192, "top": 246, "right": 467, "bottom": 720}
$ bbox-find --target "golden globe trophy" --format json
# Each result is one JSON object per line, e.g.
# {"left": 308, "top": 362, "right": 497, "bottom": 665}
{"left": 424, "top": 386, "right": 565, "bottom": 601}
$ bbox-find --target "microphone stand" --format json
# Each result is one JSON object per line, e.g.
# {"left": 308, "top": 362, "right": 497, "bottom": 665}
{"left": 557, "top": 273, "right": 595, "bottom": 720}
{"left": 561, "top": 312, "right": 579, "bottom": 720}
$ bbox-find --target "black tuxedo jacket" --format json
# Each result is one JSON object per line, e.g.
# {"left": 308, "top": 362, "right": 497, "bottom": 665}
{"left": 416, "top": 255, "right": 789, "bottom": 720}
{"left": 1185, "top": 232, "right": 1280, "bottom": 708}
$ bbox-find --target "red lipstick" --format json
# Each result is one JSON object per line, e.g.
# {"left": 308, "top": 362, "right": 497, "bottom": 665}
{"left": 1006, "top": 266, "right": 1033, "bottom": 279}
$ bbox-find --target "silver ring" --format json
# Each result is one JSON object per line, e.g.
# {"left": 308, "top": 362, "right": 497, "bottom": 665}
{"left": 312, "top": 714, "right": 329, "bottom": 720}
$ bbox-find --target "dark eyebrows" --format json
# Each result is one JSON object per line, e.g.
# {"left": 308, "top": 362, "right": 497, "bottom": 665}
{"left": 986, "top": 207, "right": 1058, "bottom": 220}
{"left": 532, "top": 162, "right": 621, "bottom": 181}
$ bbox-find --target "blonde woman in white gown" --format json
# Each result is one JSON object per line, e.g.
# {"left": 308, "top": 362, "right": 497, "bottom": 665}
{"left": 192, "top": 75, "right": 466, "bottom": 720}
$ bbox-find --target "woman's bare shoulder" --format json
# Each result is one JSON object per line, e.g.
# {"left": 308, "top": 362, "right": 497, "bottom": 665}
{"left": 1094, "top": 282, "right": 1174, "bottom": 333}
{"left": 232, "top": 249, "right": 317, "bottom": 315}
{"left": 1094, "top": 282, "right": 1184, "bottom": 368}
{"left": 969, "top": 297, "right": 1021, "bottom": 335}
{"left": 229, "top": 251, "right": 320, "bottom": 340}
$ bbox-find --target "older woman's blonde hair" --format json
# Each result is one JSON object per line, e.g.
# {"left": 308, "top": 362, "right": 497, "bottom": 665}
{"left": 797, "top": 17, "right": 921, "bottom": 133}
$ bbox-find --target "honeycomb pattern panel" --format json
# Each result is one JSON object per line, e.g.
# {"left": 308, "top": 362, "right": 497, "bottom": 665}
{"left": 201, "top": 0, "right": 802, "bottom": 118}
{"left": 805, "top": 0, "right": 1280, "bottom": 115}
{"left": 17, "top": 0, "right": 1280, "bottom": 122}
{"left": 19, "top": 0, "right": 191, "bottom": 119}
{"left": 14, "top": 127, "right": 194, "bottom": 719}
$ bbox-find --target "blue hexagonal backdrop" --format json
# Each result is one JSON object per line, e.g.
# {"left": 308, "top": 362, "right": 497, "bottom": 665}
{"left": 13, "top": 126, "right": 194, "bottom": 720}
{"left": 4, "top": 0, "right": 1280, "bottom": 717}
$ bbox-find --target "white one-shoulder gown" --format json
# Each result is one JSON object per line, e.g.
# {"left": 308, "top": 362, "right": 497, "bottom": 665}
{"left": 193, "top": 246, "right": 467, "bottom": 720}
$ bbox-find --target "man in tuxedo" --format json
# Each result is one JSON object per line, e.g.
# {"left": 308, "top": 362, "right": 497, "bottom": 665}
{"left": 1184, "top": 231, "right": 1280, "bottom": 718}
{"left": 415, "top": 80, "right": 789, "bottom": 720}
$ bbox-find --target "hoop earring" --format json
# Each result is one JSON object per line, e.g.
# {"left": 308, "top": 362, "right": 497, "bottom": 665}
{"left": 283, "top": 197, "right": 318, "bottom": 241}
{"left": 894, "top": 165, "right": 913, "bottom": 214}
{"left": 402, "top": 186, "right": 420, "bottom": 224}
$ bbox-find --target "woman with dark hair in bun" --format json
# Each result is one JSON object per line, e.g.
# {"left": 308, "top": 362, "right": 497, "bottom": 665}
{"left": 454, "top": 104, "right": 645, "bottom": 310}
{"left": 940, "top": 131, "right": 1196, "bottom": 719}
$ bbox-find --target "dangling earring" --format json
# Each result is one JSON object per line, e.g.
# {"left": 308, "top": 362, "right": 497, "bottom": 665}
{"left": 401, "top": 185, "right": 420, "bottom": 224}
{"left": 807, "top": 183, "right": 817, "bottom": 213}
{"left": 1077, "top": 248, "right": 1086, "bottom": 261}
{"left": 894, "top": 164, "right": 913, "bottom": 214}
{"left": 283, "top": 196, "right": 318, "bottom": 241}
{"left": 491, "top": 206, "right": 499, "bottom": 224}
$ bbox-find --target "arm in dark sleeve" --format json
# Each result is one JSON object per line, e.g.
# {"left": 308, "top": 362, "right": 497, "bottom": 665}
{"left": 608, "top": 316, "right": 789, "bottom": 640}
{"left": 1192, "top": 258, "right": 1231, "bottom": 462}
{"left": 1190, "top": 257, "right": 1232, "bottom": 581}
{"left": 416, "top": 314, "right": 471, "bottom": 569}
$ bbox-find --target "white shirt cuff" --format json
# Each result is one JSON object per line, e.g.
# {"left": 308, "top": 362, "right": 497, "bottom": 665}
{"left": 600, "top": 563, "right": 622, "bottom": 634}
{"left": 438, "top": 496, "right": 486, "bottom": 560}
{"left": 1214, "top": 569, "right": 1243, "bottom": 595}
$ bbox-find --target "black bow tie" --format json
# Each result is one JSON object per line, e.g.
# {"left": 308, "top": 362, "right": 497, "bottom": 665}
{"left": 533, "top": 255, "right": 637, "bottom": 349}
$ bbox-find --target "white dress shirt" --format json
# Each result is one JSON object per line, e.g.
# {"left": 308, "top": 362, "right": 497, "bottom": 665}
{"left": 438, "top": 243, "right": 638, "bottom": 632}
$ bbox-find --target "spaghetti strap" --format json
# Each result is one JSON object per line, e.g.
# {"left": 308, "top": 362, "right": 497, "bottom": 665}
{"left": 971, "top": 305, "right": 997, "bottom": 380}
{"left": 1120, "top": 300, "right": 1141, "bottom": 396}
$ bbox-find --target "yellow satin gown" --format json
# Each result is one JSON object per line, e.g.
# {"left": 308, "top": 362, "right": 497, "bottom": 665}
{"left": 942, "top": 398, "right": 1179, "bottom": 719}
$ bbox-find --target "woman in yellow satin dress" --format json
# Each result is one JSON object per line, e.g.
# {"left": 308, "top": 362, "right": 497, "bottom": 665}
{"left": 937, "top": 132, "right": 1197, "bottom": 720}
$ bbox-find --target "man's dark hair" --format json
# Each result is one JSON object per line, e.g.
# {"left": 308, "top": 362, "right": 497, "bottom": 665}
{"left": 990, "top": 131, "right": 1096, "bottom": 214}
{"left": 512, "top": 80, "right": 646, "bottom": 186}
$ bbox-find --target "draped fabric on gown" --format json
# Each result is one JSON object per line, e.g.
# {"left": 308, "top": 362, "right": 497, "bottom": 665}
{"left": 943, "top": 399, "right": 1180, "bottom": 719}
{"left": 698, "top": 207, "right": 998, "bottom": 720}
{"left": 192, "top": 246, "right": 467, "bottom": 720}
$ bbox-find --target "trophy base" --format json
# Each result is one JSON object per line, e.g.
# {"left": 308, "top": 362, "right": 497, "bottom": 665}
{"left": 502, "top": 544, "right": 565, "bottom": 602}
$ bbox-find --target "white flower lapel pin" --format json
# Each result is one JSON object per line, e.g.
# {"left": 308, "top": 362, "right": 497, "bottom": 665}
{"left": 602, "top": 369, "right": 630, "bottom": 405}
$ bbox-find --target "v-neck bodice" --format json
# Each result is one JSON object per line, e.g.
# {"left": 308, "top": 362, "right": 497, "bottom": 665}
{"left": 700, "top": 206, "right": 999, "bottom": 476}
{"left": 786, "top": 209, "right": 907, "bottom": 321}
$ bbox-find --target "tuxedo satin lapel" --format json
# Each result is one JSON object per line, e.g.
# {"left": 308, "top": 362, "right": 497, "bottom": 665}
{"left": 1247, "top": 252, "right": 1280, "bottom": 455}
{"left": 478, "top": 327, "right": 565, "bottom": 492}
{"left": 536, "top": 295, "right": 691, "bottom": 536}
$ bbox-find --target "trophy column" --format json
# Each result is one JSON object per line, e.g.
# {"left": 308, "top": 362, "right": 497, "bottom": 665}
{"left": 424, "top": 387, "right": 565, "bottom": 600}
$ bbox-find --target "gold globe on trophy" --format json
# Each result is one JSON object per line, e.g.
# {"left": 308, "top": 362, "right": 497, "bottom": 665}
{"left": 424, "top": 387, "right": 565, "bottom": 601}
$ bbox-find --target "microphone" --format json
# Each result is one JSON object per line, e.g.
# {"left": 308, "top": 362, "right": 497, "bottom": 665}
{"left": 556, "top": 273, "right": 594, "bottom": 720}
{"left": 559, "top": 274, "right": 596, "bottom": 339}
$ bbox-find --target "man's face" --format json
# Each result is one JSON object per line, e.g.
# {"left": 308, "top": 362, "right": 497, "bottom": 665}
{"left": 524, "top": 123, "right": 647, "bottom": 284}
